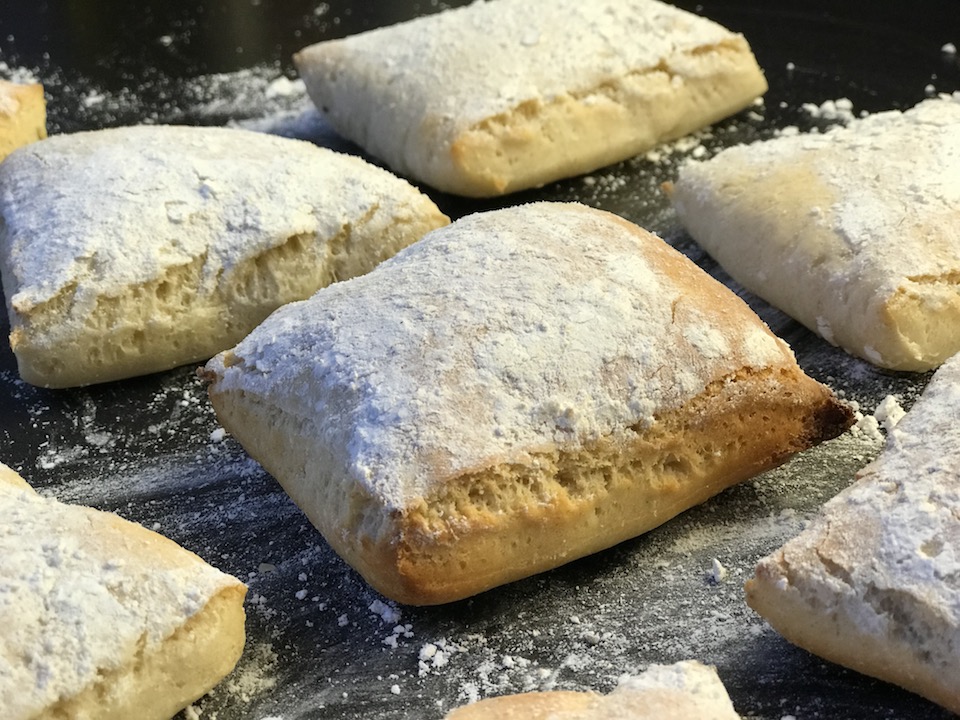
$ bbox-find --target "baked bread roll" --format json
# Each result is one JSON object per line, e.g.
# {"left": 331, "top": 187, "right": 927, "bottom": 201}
{"left": 203, "top": 202, "right": 852, "bottom": 605}
{"left": 0, "top": 461, "right": 247, "bottom": 720}
{"left": 0, "top": 124, "right": 449, "bottom": 388}
{"left": 746, "top": 351, "right": 960, "bottom": 714}
{"left": 0, "top": 79, "right": 46, "bottom": 161}
{"left": 667, "top": 92, "right": 960, "bottom": 371}
{"left": 444, "top": 660, "right": 740, "bottom": 719}
{"left": 294, "top": 0, "right": 767, "bottom": 197}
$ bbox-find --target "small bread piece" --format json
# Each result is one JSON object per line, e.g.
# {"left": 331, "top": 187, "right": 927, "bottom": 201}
{"left": 0, "top": 79, "right": 46, "bottom": 161}
{"left": 294, "top": 0, "right": 767, "bottom": 197}
{"left": 668, "top": 93, "right": 960, "bottom": 371}
{"left": 0, "top": 124, "right": 449, "bottom": 388}
{"left": 445, "top": 660, "right": 740, "bottom": 719}
{"left": 204, "top": 202, "right": 852, "bottom": 605}
{"left": 0, "top": 461, "right": 30, "bottom": 490}
{"left": 0, "top": 461, "right": 247, "bottom": 720}
{"left": 746, "top": 352, "right": 960, "bottom": 714}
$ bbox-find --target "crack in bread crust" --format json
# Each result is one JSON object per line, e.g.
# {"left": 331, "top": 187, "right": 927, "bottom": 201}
{"left": 450, "top": 38, "right": 767, "bottom": 196}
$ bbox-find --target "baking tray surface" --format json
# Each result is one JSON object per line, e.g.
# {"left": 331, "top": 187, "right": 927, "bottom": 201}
{"left": 0, "top": 1, "right": 958, "bottom": 718}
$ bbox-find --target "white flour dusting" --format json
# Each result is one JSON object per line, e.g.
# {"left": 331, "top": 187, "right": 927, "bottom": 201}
{"left": 0, "top": 18, "right": 945, "bottom": 720}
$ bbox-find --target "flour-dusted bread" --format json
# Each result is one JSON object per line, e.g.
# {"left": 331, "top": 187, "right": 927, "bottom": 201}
{"left": 746, "top": 352, "right": 960, "bottom": 714}
{"left": 0, "top": 124, "right": 449, "bottom": 388}
{"left": 0, "top": 79, "right": 46, "bottom": 161}
{"left": 668, "top": 93, "right": 960, "bottom": 372}
{"left": 0, "top": 459, "right": 30, "bottom": 489}
{"left": 203, "top": 202, "right": 852, "bottom": 605}
{"left": 0, "top": 462, "right": 247, "bottom": 720}
{"left": 294, "top": 0, "right": 767, "bottom": 197}
{"left": 444, "top": 660, "right": 740, "bottom": 719}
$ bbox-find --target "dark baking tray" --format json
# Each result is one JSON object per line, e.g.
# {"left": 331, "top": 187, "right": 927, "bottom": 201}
{"left": 0, "top": 1, "right": 958, "bottom": 718}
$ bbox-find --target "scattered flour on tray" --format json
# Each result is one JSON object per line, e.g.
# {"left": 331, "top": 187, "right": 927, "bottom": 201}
{"left": 0, "top": 39, "right": 943, "bottom": 720}
{"left": 0, "top": 58, "right": 313, "bottom": 133}
{"left": 849, "top": 394, "right": 907, "bottom": 443}
{"left": 222, "top": 643, "right": 279, "bottom": 703}
{"left": 0, "top": 60, "right": 38, "bottom": 84}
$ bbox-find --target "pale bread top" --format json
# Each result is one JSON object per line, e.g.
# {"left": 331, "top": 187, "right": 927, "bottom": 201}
{"left": 671, "top": 93, "right": 960, "bottom": 370}
{"left": 294, "top": 0, "right": 764, "bottom": 195}
{"left": 0, "top": 124, "right": 437, "bottom": 316}
{"left": 206, "top": 202, "right": 793, "bottom": 511}
{"left": 0, "top": 462, "right": 244, "bottom": 719}
{"left": 445, "top": 660, "right": 741, "bottom": 719}
{"left": 754, "top": 349, "right": 960, "bottom": 638}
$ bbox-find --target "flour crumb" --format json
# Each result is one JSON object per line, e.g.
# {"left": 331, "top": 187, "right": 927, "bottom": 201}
{"left": 852, "top": 413, "right": 883, "bottom": 444}
{"left": 942, "top": 42, "right": 957, "bottom": 55}
{"left": 708, "top": 558, "right": 728, "bottom": 584}
{"left": 873, "top": 395, "right": 905, "bottom": 433}
{"left": 383, "top": 623, "right": 415, "bottom": 648}
{"left": 369, "top": 598, "right": 402, "bottom": 625}
{"left": 851, "top": 395, "right": 906, "bottom": 443}
{"left": 82, "top": 90, "right": 106, "bottom": 108}
{"left": 223, "top": 643, "right": 278, "bottom": 703}
{"left": 264, "top": 76, "right": 306, "bottom": 100}
{"left": 801, "top": 97, "right": 856, "bottom": 123}
{"left": 419, "top": 639, "right": 455, "bottom": 676}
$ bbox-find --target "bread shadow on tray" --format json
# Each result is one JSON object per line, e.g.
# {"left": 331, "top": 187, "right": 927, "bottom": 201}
{"left": 723, "top": 630, "right": 955, "bottom": 720}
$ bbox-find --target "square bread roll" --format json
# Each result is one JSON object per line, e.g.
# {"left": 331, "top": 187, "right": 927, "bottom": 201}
{"left": 0, "top": 124, "right": 449, "bottom": 388}
{"left": 667, "top": 93, "right": 960, "bottom": 371}
{"left": 294, "top": 0, "right": 767, "bottom": 197}
{"left": 204, "top": 202, "right": 852, "bottom": 605}
{"left": 0, "top": 462, "right": 247, "bottom": 720}
{"left": 444, "top": 660, "right": 740, "bottom": 719}
{"left": 746, "top": 351, "right": 960, "bottom": 715}
{"left": 0, "top": 79, "right": 46, "bottom": 161}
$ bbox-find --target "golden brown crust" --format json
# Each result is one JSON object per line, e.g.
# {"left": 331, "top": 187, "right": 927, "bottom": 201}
{"left": 0, "top": 461, "right": 247, "bottom": 718}
{"left": 445, "top": 690, "right": 596, "bottom": 719}
{"left": 443, "top": 660, "right": 742, "bottom": 719}
{"left": 444, "top": 37, "right": 767, "bottom": 197}
{"left": 205, "top": 202, "right": 852, "bottom": 605}
{"left": 211, "top": 365, "right": 850, "bottom": 605}
{"left": 294, "top": 2, "right": 767, "bottom": 197}
{"left": 44, "top": 584, "right": 247, "bottom": 720}
{"left": 0, "top": 125, "right": 448, "bottom": 388}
